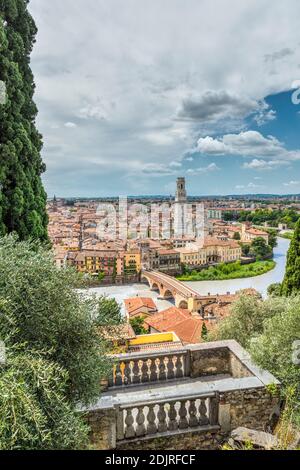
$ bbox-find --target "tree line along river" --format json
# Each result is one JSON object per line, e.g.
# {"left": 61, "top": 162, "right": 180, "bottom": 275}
{"left": 86, "top": 237, "right": 290, "bottom": 314}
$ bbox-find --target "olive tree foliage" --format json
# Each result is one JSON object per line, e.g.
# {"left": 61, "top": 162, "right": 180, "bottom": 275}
{"left": 249, "top": 296, "right": 300, "bottom": 393}
{"left": 96, "top": 295, "right": 123, "bottom": 327}
{"left": 0, "top": 235, "right": 118, "bottom": 405}
{"left": 0, "top": 342, "right": 89, "bottom": 450}
{"left": 208, "top": 294, "right": 285, "bottom": 349}
{"left": 210, "top": 294, "right": 300, "bottom": 427}
{"left": 267, "top": 282, "right": 282, "bottom": 297}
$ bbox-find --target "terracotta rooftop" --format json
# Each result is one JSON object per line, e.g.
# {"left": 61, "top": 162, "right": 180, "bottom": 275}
{"left": 124, "top": 297, "right": 157, "bottom": 315}
{"left": 202, "top": 238, "right": 240, "bottom": 248}
{"left": 144, "top": 307, "right": 212, "bottom": 344}
{"left": 157, "top": 249, "right": 180, "bottom": 256}
{"left": 246, "top": 228, "right": 268, "bottom": 236}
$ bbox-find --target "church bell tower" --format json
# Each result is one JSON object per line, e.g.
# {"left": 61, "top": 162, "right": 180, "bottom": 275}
{"left": 175, "top": 177, "right": 187, "bottom": 204}
{"left": 174, "top": 177, "right": 188, "bottom": 238}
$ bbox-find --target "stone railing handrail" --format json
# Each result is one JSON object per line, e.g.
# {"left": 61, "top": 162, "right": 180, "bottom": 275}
{"left": 109, "top": 348, "right": 190, "bottom": 387}
{"left": 118, "top": 391, "right": 217, "bottom": 410}
{"left": 110, "top": 347, "right": 189, "bottom": 362}
{"left": 106, "top": 340, "right": 281, "bottom": 389}
{"left": 128, "top": 342, "right": 183, "bottom": 352}
{"left": 116, "top": 390, "right": 220, "bottom": 441}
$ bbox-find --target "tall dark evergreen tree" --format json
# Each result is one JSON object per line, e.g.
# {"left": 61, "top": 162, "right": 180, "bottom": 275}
{"left": 281, "top": 218, "right": 300, "bottom": 296}
{"left": 0, "top": 0, "right": 48, "bottom": 240}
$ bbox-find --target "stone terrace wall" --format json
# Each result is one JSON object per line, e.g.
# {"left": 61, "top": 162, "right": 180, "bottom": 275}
{"left": 84, "top": 341, "right": 281, "bottom": 450}
{"left": 86, "top": 406, "right": 116, "bottom": 450}
{"left": 117, "top": 429, "right": 225, "bottom": 451}
{"left": 86, "top": 386, "right": 280, "bottom": 450}
{"left": 229, "top": 352, "right": 253, "bottom": 378}
{"left": 190, "top": 346, "right": 231, "bottom": 377}
{"left": 219, "top": 387, "right": 280, "bottom": 433}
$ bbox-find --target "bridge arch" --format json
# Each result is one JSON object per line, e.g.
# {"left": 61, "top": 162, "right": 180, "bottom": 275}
{"left": 142, "top": 271, "right": 216, "bottom": 314}
{"left": 141, "top": 275, "right": 149, "bottom": 285}
{"left": 161, "top": 289, "right": 174, "bottom": 300}
{"left": 178, "top": 299, "right": 188, "bottom": 309}
{"left": 151, "top": 282, "right": 159, "bottom": 292}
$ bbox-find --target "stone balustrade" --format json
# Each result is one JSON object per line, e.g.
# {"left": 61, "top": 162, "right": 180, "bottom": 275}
{"left": 108, "top": 348, "right": 190, "bottom": 387}
{"left": 85, "top": 341, "right": 281, "bottom": 450}
{"left": 116, "top": 392, "right": 219, "bottom": 442}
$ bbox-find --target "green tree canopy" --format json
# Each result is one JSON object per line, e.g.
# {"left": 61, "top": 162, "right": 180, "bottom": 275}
{"left": 249, "top": 296, "right": 300, "bottom": 410}
{"left": 0, "top": 235, "right": 119, "bottom": 405}
{"left": 267, "top": 282, "right": 282, "bottom": 297}
{"left": 210, "top": 294, "right": 300, "bottom": 429}
{"left": 266, "top": 229, "right": 278, "bottom": 249}
{"left": 0, "top": 235, "right": 125, "bottom": 449}
{"left": 250, "top": 237, "right": 272, "bottom": 260}
{"left": 281, "top": 218, "right": 300, "bottom": 296}
{"left": 0, "top": 0, "right": 48, "bottom": 240}
{"left": 96, "top": 295, "right": 123, "bottom": 327}
{"left": 0, "top": 345, "right": 88, "bottom": 450}
{"left": 209, "top": 294, "right": 285, "bottom": 349}
{"left": 201, "top": 323, "right": 208, "bottom": 341}
{"left": 130, "top": 316, "right": 148, "bottom": 335}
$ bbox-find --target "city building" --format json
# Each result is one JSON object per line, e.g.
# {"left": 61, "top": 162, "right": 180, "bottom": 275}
{"left": 156, "top": 248, "right": 181, "bottom": 275}
{"left": 128, "top": 332, "right": 182, "bottom": 353}
{"left": 241, "top": 224, "right": 269, "bottom": 244}
{"left": 174, "top": 177, "right": 188, "bottom": 238}
{"left": 144, "top": 306, "right": 213, "bottom": 344}
{"left": 66, "top": 249, "right": 141, "bottom": 284}
{"left": 176, "top": 237, "right": 242, "bottom": 267}
{"left": 124, "top": 297, "right": 158, "bottom": 320}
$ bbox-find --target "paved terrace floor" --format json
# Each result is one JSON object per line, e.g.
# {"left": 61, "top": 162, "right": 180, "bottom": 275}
{"left": 86, "top": 373, "right": 268, "bottom": 411}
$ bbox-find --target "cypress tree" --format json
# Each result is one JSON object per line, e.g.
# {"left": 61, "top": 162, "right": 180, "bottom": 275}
{"left": 281, "top": 218, "right": 300, "bottom": 296}
{"left": 0, "top": 0, "right": 48, "bottom": 241}
{"left": 201, "top": 322, "right": 208, "bottom": 341}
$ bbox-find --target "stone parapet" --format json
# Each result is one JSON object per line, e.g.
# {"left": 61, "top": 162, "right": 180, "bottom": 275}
{"left": 83, "top": 340, "right": 281, "bottom": 450}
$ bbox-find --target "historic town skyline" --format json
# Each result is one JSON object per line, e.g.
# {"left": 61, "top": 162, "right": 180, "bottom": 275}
{"left": 29, "top": 0, "right": 300, "bottom": 197}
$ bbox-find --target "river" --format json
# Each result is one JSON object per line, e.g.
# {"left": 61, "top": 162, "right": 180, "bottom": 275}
{"left": 87, "top": 237, "right": 290, "bottom": 313}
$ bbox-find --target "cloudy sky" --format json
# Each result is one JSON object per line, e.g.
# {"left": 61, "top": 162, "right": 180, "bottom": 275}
{"left": 29, "top": 0, "right": 300, "bottom": 197}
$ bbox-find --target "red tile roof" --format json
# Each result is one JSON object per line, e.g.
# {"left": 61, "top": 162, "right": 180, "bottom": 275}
{"left": 144, "top": 307, "right": 212, "bottom": 344}
{"left": 202, "top": 238, "right": 240, "bottom": 248}
{"left": 157, "top": 249, "right": 179, "bottom": 256}
{"left": 246, "top": 228, "right": 268, "bottom": 236}
{"left": 124, "top": 297, "right": 157, "bottom": 315}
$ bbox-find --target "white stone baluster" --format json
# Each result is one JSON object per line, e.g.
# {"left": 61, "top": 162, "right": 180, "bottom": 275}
{"left": 158, "top": 357, "right": 167, "bottom": 381}
{"left": 157, "top": 404, "right": 168, "bottom": 432}
{"left": 188, "top": 399, "right": 199, "bottom": 427}
{"left": 167, "top": 356, "right": 175, "bottom": 379}
{"left": 178, "top": 400, "right": 189, "bottom": 429}
{"left": 199, "top": 398, "right": 209, "bottom": 426}
{"left": 168, "top": 402, "right": 178, "bottom": 431}
{"left": 125, "top": 409, "right": 135, "bottom": 438}
{"left": 147, "top": 405, "right": 157, "bottom": 435}
{"left": 132, "top": 359, "right": 140, "bottom": 384}
{"left": 136, "top": 406, "right": 146, "bottom": 437}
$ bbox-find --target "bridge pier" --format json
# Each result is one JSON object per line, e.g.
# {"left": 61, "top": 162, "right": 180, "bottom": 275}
{"left": 143, "top": 271, "right": 217, "bottom": 315}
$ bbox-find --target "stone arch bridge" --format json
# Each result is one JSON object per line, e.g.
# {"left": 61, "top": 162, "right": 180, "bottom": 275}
{"left": 142, "top": 271, "right": 217, "bottom": 315}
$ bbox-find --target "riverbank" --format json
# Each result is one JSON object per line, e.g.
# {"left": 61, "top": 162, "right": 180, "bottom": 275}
{"left": 84, "top": 238, "right": 289, "bottom": 305}
{"left": 177, "top": 259, "right": 276, "bottom": 281}
{"left": 279, "top": 232, "right": 294, "bottom": 240}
